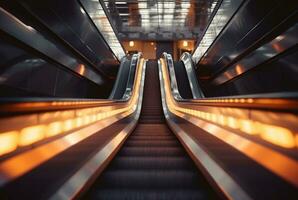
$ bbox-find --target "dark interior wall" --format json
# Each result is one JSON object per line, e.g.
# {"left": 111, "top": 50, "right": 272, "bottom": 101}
{"left": 0, "top": 33, "right": 109, "bottom": 98}
{"left": 206, "top": 48, "right": 298, "bottom": 97}
{"left": 0, "top": 0, "right": 123, "bottom": 98}
{"left": 195, "top": 0, "right": 298, "bottom": 97}
{"left": 4, "top": 0, "right": 120, "bottom": 78}
{"left": 156, "top": 41, "right": 173, "bottom": 59}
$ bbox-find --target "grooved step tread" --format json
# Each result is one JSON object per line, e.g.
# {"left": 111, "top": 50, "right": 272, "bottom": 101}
{"left": 96, "top": 170, "right": 201, "bottom": 188}
{"left": 90, "top": 189, "right": 207, "bottom": 200}
{"left": 125, "top": 140, "right": 180, "bottom": 147}
{"left": 85, "top": 61, "right": 215, "bottom": 200}
{"left": 108, "top": 157, "right": 196, "bottom": 170}
{"left": 118, "top": 147, "right": 186, "bottom": 157}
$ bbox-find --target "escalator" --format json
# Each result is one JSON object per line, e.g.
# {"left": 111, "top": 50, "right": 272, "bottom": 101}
{"left": 84, "top": 61, "right": 217, "bottom": 199}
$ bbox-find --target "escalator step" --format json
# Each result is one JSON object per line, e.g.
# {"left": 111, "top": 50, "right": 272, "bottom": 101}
{"left": 118, "top": 147, "right": 185, "bottom": 157}
{"left": 133, "top": 132, "right": 172, "bottom": 136}
{"left": 108, "top": 157, "right": 196, "bottom": 170}
{"left": 128, "top": 136, "right": 176, "bottom": 140}
{"left": 125, "top": 140, "right": 179, "bottom": 147}
{"left": 84, "top": 61, "right": 215, "bottom": 200}
{"left": 96, "top": 170, "right": 201, "bottom": 189}
{"left": 90, "top": 189, "right": 207, "bottom": 200}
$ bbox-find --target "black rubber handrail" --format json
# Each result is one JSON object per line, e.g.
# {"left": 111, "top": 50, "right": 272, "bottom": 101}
{"left": 161, "top": 55, "right": 298, "bottom": 112}
{"left": 0, "top": 54, "right": 142, "bottom": 114}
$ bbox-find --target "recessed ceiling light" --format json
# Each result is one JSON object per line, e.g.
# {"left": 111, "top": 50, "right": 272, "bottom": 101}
{"left": 129, "top": 41, "right": 135, "bottom": 47}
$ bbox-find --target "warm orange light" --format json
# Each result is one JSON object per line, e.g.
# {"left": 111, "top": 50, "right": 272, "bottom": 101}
{"left": 160, "top": 57, "right": 297, "bottom": 149}
{"left": 258, "top": 123, "right": 295, "bottom": 148}
{"left": 46, "top": 122, "right": 63, "bottom": 137}
{"left": 227, "top": 117, "right": 238, "bottom": 129}
{"left": 240, "top": 120, "right": 256, "bottom": 135}
{"left": 150, "top": 42, "right": 154, "bottom": 46}
{"left": 235, "top": 64, "right": 243, "bottom": 75}
{"left": 78, "top": 64, "right": 85, "bottom": 75}
{"left": 0, "top": 131, "right": 18, "bottom": 156}
{"left": 0, "top": 58, "right": 145, "bottom": 159}
{"left": 19, "top": 125, "right": 46, "bottom": 146}
{"left": 129, "top": 41, "right": 134, "bottom": 47}
{"left": 75, "top": 117, "right": 83, "bottom": 128}
{"left": 218, "top": 115, "right": 226, "bottom": 126}
{"left": 63, "top": 119, "right": 75, "bottom": 132}
{"left": 183, "top": 41, "right": 188, "bottom": 47}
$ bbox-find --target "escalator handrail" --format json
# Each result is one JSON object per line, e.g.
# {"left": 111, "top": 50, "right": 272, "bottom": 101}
{"left": 0, "top": 54, "right": 142, "bottom": 114}
{"left": 162, "top": 54, "right": 298, "bottom": 111}
{"left": 180, "top": 52, "right": 205, "bottom": 98}
{"left": 162, "top": 52, "right": 182, "bottom": 100}
{"left": 0, "top": 56, "right": 146, "bottom": 183}
{"left": 158, "top": 59, "right": 251, "bottom": 200}
{"left": 159, "top": 57, "right": 298, "bottom": 192}
{"left": 122, "top": 53, "right": 142, "bottom": 100}
{"left": 109, "top": 56, "right": 130, "bottom": 99}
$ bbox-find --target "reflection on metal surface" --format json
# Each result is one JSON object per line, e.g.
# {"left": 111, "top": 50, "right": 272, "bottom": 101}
{"left": 0, "top": 132, "right": 18, "bottom": 156}
{"left": 0, "top": 58, "right": 146, "bottom": 185}
{"left": 80, "top": 0, "right": 125, "bottom": 60}
{"left": 0, "top": 7, "right": 103, "bottom": 85}
{"left": 213, "top": 24, "right": 298, "bottom": 85}
{"left": 0, "top": 58, "right": 144, "bottom": 157}
{"left": 103, "top": 0, "right": 220, "bottom": 40}
{"left": 192, "top": 0, "right": 244, "bottom": 64}
{"left": 122, "top": 53, "right": 141, "bottom": 99}
{"left": 159, "top": 58, "right": 298, "bottom": 187}
{"left": 51, "top": 123, "right": 135, "bottom": 200}
{"left": 175, "top": 111, "right": 298, "bottom": 187}
{"left": 160, "top": 58, "right": 297, "bottom": 148}
{"left": 180, "top": 52, "right": 204, "bottom": 98}
{"left": 158, "top": 60, "right": 251, "bottom": 200}
{"left": 162, "top": 53, "right": 181, "bottom": 99}
{"left": 50, "top": 59, "right": 146, "bottom": 199}
{"left": 78, "top": 64, "right": 86, "bottom": 76}
{"left": 171, "top": 121, "right": 252, "bottom": 200}
{"left": 0, "top": 114, "right": 126, "bottom": 186}
{"left": 18, "top": 125, "right": 47, "bottom": 146}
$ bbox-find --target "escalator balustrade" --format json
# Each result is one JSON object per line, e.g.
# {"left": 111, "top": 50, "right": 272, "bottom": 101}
{"left": 84, "top": 61, "right": 216, "bottom": 199}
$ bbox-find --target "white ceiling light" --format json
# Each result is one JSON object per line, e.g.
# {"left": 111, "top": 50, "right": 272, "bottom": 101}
{"left": 129, "top": 41, "right": 135, "bottom": 47}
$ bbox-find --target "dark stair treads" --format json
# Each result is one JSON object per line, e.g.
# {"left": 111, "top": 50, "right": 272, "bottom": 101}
{"left": 124, "top": 140, "right": 180, "bottom": 147}
{"left": 118, "top": 147, "right": 186, "bottom": 157}
{"left": 91, "top": 189, "right": 207, "bottom": 200}
{"left": 108, "top": 157, "right": 196, "bottom": 170}
{"left": 97, "top": 170, "right": 201, "bottom": 188}
{"left": 84, "top": 61, "right": 215, "bottom": 200}
{"left": 128, "top": 135, "right": 175, "bottom": 140}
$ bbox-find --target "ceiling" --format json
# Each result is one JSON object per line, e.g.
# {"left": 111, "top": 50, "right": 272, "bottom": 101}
{"left": 102, "top": 0, "right": 220, "bottom": 41}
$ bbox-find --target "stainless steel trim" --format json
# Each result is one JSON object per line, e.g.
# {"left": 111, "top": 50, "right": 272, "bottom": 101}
{"left": 0, "top": 112, "right": 128, "bottom": 186}
{"left": 163, "top": 53, "right": 298, "bottom": 111}
{"left": 212, "top": 24, "right": 298, "bottom": 85}
{"left": 180, "top": 52, "right": 205, "bottom": 98}
{"left": 0, "top": 7, "right": 104, "bottom": 85}
{"left": 109, "top": 56, "right": 129, "bottom": 99}
{"left": 158, "top": 60, "right": 252, "bottom": 200}
{"left": 49, "top": 59, "right": 146, "bottom": 200}
{"left": 0, "top": 53, "right": 142, "bottom": 113}
{"left": 162, "top": 53, "right": 182, "bottom": 100}
{"left": 0, "top": 57, "right": 145, "bottom": 175}
{"left": 192, "top": 0, "right": 244, "bottom": 64}
{"left": 122, "top": 53, "right": 141, "bottom": 99}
